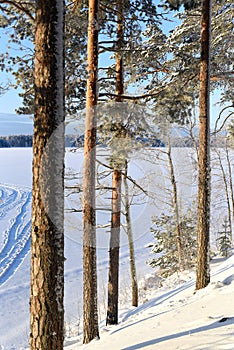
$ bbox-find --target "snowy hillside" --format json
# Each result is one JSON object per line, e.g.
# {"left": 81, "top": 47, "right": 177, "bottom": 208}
{"left": 0, "top": 147, "right": 234, "bottom": 349}
{"left": 66, "top": 255, "right": 234, "bottom": 350}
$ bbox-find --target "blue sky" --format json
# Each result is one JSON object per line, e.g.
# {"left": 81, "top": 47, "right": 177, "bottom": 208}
{"left": 0, "top": 86, "right": 23, "bottom": 114}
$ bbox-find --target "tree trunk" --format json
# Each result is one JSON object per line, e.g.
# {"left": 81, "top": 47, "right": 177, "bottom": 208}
{"left": 106, "top": 169, "right": 122, "bottom": 324}
{"left": 123, "top": 160, "right": 138, "bottom": 307}
{"left": 225, "top": 143, "right": 234, "bottom": 243}
{"left": 30, "top": 0, "right": 65, "bottom": 349}
{"left": 167, "top": 138, "right": 184, "bottom": 271}
{"left": 83, "top": 0, "right": 100, "bottom": 344}
{"left": 196, "top": 0, "right": 212, "bottom": 291}
{"left": 216, "top": 149, "right": 232, "bottom": 244}
{"left": 106, "top": 0, "right": 124, "bottom": 326}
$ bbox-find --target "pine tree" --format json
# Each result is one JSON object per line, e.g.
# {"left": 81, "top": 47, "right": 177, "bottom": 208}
{"left": 148, "top": 209, "right": 197, "bottom": 277}
{"left": 196, "top": 0, "right": 212, "bottom": 291}
{"left": 123, "top": 160, "right": 138, "bottom": 307}
{"left": 216, "top": 218, "right": 232, "bottom": 258}
{"left": 106, "top": 0, "right": 124, "bottom": 326}
{"left": 30, "top": 0, "right": 65, "bottom": 349}
{"left": 82, "top": 0, "right": 100, "bottom": 344}
{"left": 146, "top": 0, "right": 233, "bottom": 125}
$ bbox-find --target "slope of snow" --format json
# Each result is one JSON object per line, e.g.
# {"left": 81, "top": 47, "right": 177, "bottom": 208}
{"left": 66, "top": 256, "right": 234, "bottom": 350}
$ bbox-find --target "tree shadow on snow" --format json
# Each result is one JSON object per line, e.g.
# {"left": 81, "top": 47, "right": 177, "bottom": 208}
{"left": 121, "top": 317, "right": 234, "bottom": 350}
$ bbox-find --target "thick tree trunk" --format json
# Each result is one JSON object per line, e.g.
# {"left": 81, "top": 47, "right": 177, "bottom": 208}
{"left": 106, "top": 0, "right": 124, "bottom": 326}
{"left": 83, "top": 0, "right": 100, "bottom": 344}
{"left": 30, "top": 0, "right": 65, "bottom": 349}
{"left": 196, "top": 0, "right": 212, "bottom": 291}
{"left": 123, "top": 160, "right": 138, "bottom": 307}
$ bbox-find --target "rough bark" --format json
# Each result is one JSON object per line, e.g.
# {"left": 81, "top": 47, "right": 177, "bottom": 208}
{"left": 196, "top": 0, "right": 212, "bottom": 291}
{"left": 30, "top": 0, "right": 65, "bottom": 349}
{"left": 106, "top": 0, "right": 124, "bottom": 326}
{"left": 123, "top": 160, "right": 138, "bottom": 307}
{"left": 82, "top": 0, "right": 100, "bottom": 344}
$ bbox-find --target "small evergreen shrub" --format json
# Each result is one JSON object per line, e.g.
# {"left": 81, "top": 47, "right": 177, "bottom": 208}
{"left": 148, "top": 208, "right": 197, "bottom": 277}
{"left": 216, "top": 218, "right": 232, "bottom": 258}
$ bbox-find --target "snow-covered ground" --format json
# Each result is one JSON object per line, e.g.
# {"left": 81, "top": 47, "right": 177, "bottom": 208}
{"left": 66, "top": 256, "right": 234, "bottom": 349}
{"left": 0, "top": 147, "right": 233, "bottom": 349}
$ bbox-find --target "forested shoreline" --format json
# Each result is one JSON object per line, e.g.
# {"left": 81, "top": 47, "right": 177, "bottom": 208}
{"left": 0, "top": 134, "right": 227, "bottom": 148}
{"left": 0, "top": 134, "right": 165, "bottom": 148}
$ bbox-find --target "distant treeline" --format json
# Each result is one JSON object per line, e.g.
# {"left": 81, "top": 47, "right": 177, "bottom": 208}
{"left": 0, "top": 135, "right": 79, "bottom": 148}
{"left": 0, "top": 134, "right": 226, "bottom": 148}
{"left": 0, "top": 134, "right": 165, "bottom": 148}
{"left": 0, "top": 135, "right": 33, "bottom": 147}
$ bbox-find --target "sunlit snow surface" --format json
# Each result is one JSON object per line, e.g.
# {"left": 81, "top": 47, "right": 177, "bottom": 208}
{"left": 0, "top": 147, "right": 234, "bottom": 349}
{"left": 67, "top": 256, "right": 234, "bottom": 350}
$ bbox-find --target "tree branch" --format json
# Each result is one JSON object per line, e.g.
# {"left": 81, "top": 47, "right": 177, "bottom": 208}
{"left": 213, "top": 105, "right": 234, "bottom": 134}
{"left": 98, "top": 90, "right": 163, "bottom": 100}
{"left": 0, "top": 0, "right": 35, "bottom": 21}
{"left": 96, "top": 159, "right": 148, "bottom": 195}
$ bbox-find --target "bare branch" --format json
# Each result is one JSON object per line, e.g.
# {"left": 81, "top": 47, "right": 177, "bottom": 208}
{"left": 213, "top": 105, "right": 234, "bottom": 135}
{"left": 96, "top": 159, "right": 148, "bottom": 195}
{"left": 98, "top": 90, "right": 163, "bottom": 100}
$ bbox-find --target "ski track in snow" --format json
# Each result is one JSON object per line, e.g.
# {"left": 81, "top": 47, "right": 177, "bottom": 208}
{"left": 0, "top": 184, "right": 31, "bottom": 286}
